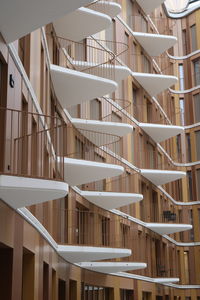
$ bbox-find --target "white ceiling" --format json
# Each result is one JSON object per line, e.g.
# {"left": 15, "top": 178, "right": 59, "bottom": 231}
{"left": 72, "top": 118, "right": 133, "bottom": 146}
{"left": 133, "top": 32, "right": 177, "bottom": 57}
{"left": 54, "top": 7, "right": 111, "bottom": 42}
{"left": 50, "top": 64, "right": 117, "bottom": 108}
{"left": 0, "top": 175, "right": 68, "bottom": 209}
{"left": 132, "top": 72, "right": 178, "bottom": 97}
{"left": 146, "top": 223, "right": 192, "bottom": 235}
{"left": 165, "top": 0, "right": 189, "bottom": 12}
{"left": 77, "top": 262, "right": 147, "bottom": 273}
{"left": 140, "top": 169, "right": 186, "bottom": 186}
{"left": 140, "top": 123, "right": 183, "bottom": 143}
{"left": 91, "top": 1, "right": 121, "bottom": 18}
{"left": 0, "top": 0, "right": 93, "bottom": 43}
{"left": 57, "top": 245, "right": 131, "bottom": 262}
{"left": 81, "top": 191, "right": 143, "bottom": 209}
{"left": 136, "top": 0, "right": 165, "bottom": 14}
{"left": 63, "top": 157, "right": 124, "bottom": 186}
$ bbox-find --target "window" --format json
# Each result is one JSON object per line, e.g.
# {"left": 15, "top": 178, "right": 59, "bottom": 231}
{"left": 151, "top": 191, "right": 158, "bottom": 222}
{"left": 193, "top": 59, "right": 200, "bottom": 86}
{"left": 0, "top": 244, "right": 13, "bottom": 300}
{"left": 146, "top": 98, "right": 152, "bottom": 122}
{"left": 120, "top": 223, "right": 130, "bottom": 248}
{"left": 183, "top": 251, "right": 189, "bottom": 284}
{"left": 75, "top": 137, "right": 84, "bottom": 159}
{"left": 195, "top": 130, "right": 200, "bottom": 160}
{"left": 179, "top": 64, "right": 184, "bottom": 90}
{"left": 126, "top": 0, "right": 133, "bottom": 27}
{"left": 140, "top": 13, "right": 148, "bottom": 33}
{"left": 83, "top": 284, "right": 112, "bottom": 299}
{"left": 105, "top": 19, "right": 116, "bottom": 44}
{"left": 182, "top": 29, "right": 187, "bottom": 55}
{"left": 177, "top": 179, "right": 183, "bottom": 202}
{"left": 90, "top": 99, "right": 101, "bottom": 120}
{"left": 142, "top": 292, "right": 152, "bottom": 300}
{"left": 132, "top": 85, "right": 138, "bottom": 117}
{"left": 139, "top": 134, "right": 143, "bottom": 167}
{"left": 193, "top": 93, "right": 200, "bottom": 123}
{"left": 111, "top": 111, "right": 121, "bottom": 123}
{"left": 132, "top": 42, "right": 137, "bottom": 71}
{"left": 68, "top": 105, "right": 80, "bottom": 118}
{"left": 43, "top": 263, "right": 49, "bottom": 300}
{"left": 140, "top": 182, "right": 146, "bottom": 220}
{"left": 130, "top": 130, "right": 135, "bottom": 164}
{"left": 58, "top": 279, "right": 66, "bottom": 300}
{"left": 147, "top": 142, "right": 155, "bottom": 168}
{"left": 40, "top": 44, "right": 46, "bottom": 110}
{"left": 76, "top": 205, "right": 88, "bottom": 244}
{"left": 178, "top": 210, "right": 184, "bottom": 240}
{"left": 176, "top": 134, "right": 182, "bottom": 161}
{"left": 187, "top": 171, "right": 193, "bottom": 201}
{"left": 190, "top": 24, "right": 197, "bottom": 52}
{"left": 94, "top": 153, "right": 106, "bottom": 191}
{"left": 158, "top": 152, "right": 162, "bottom": 169}
{"left": 179, "top": 98, "right": 185, "bottom": 125}
{"left": 18, "top": 34, "right": 30, "bottom": 75}
{"left": 120, "top": 289, "right": 134, "bottom": 300}
{"left": 197, "top": 169, "right": 200, "bottom": 200}
{"left": 69, "top": 280, "right": 77, "bottom": 300}
{"left": 142, "top": 53, "right": 151, "bottom": 73}
{"left": 189, "top": 210, "right": 194, "bottom": 240}
{"left": 186, "top": 133, "right": 192, "bottom": 162}
{"left": 101, "top": 216, "right": 110, "bottom": 246}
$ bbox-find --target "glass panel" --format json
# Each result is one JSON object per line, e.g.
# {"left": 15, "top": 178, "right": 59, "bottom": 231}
{"left": 187, "top": 171, "right": 193, "bottom": 201}
{"left": 194, "top": 59, "right": 200, "bottom": 86}
{"left": 190, "top": 24, "right": 197, "bottom": 52}
{"left": 195, "top": 130, "right": 200, "bottom": 160}
{"left": 179, "top": 64, "right": 184, "bottom": 90}
{"left": 179, "top": 98, "right": 185, "bottom": 125}
{"left": 193, "top": 93, "right": 200, "bottom": 123}
{"left": 197, "top": 169, "right": 200, "bottom": 201}
{"left": 90, "top": 99, "right": 101, "bottom": 120}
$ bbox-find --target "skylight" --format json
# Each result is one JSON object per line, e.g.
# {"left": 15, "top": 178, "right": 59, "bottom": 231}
{"left": 164, "top": 0, "right": 189, "bottom": 12}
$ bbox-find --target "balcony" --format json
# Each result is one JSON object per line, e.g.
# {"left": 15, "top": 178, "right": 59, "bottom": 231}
{"left": 80, "top": 191, "right": 143, "bottom": 209}
{"left": 49, "top": 35, "right": 130, "bottom": 108}
{"left": 132, "top": 32, "right": 177, "bottom": 56}
{"left": 136, "top": 0, "right": 165, "bottom": 14}
{"left": 146, "top": 223, "right": 193, "bottom": 235}
{"left": 63, "top": 158, "right": 124, "bottom": 186}
{"left": 73, "top": 61, "right": 131, "bottom": 84}
{"left": 57, "top": 245, "right": 132, "bottom": 263}
{"left": 72, "top": 118, "right": 133, "bottom": 146}
{"left": 55, "top": 36, "right": 130, "bottom": 83}
{"left": 50, "top": 64, "right": 117, "bottom": 108}
{"left": 77, "top": 262, "right": 147, "bottom": 273}
{"left": 0, "top": 175, "right": 68, "bottom": 209}
{"left": 53, "top": 7, "right": 111, "bottom": 41}
{"left": 116, "top": 272, "right": 179, "bottom": 283}
{"left": 0, "top": 0, "right": 93, "bottom": 43}
{"left": 140, "top": 169, "right": 186, "bottom": 186}
{"left": 0, "top": 107, "right": 68, "bottom": 208}
{"left": 132, "top": 73, "right": 178, "bottom": 97}
{"left": 139, "top": 123, "right": 184, "bottom": 143}
{"left": 86, "top": 1, "right": 121, "bottom": 18}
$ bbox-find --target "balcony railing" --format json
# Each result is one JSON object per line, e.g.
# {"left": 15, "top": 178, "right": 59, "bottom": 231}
{"left": 48, "top": 27, "right": 129, "bottom": 80}
{"left": 29, "top": 204, "right": 186, "bottom": 277}
{"left": 129, "top": 15, "right": 176, "bottom": 36}
{"left": 0, "top": 107, "right": 65, "bottom": 181}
